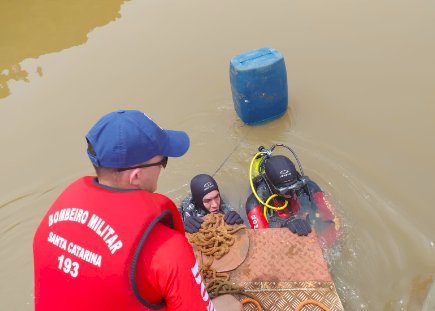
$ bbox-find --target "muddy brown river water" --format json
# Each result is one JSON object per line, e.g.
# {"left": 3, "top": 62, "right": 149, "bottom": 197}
{"left": 1, "top": 0, "right": 434, "bottom": 310}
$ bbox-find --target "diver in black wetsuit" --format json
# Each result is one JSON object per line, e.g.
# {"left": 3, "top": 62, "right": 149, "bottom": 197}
{"left": 245, "top": 144, "right": 338, "bottom": 247}
{"left": 179, "top": 174, "right": 244, "bottom": 233}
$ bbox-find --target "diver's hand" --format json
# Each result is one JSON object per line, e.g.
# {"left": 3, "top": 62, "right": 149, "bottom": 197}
{"left": 267, "top": 219, "right": 283, "bottom": 228}
{"left": 287, "top": 214, "right": 312, "bottom": 236}
{"left": 224, "top": 211, "right": 244, "bottom": 225}
{"left": 266, "top": 214, "right": 285, "bottom": 228}
{"left": 184, "top": 215, "right": 204, "bottom": 233}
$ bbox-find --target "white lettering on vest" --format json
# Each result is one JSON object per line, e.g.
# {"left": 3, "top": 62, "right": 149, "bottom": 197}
{"left": 191, "top": 260, "right": 214, "bottom": 310}
{"left": 67, "top": 241, "right": 102, "bottom": 268}
{"left": 207, "top": 301, "right": 215, "bottom": 311}
{"left": 48, "top": 232, "right": 67, "bottom": 250}
{"left": 48, "top": 208, "right": 89, "bottom": 227}
{"left": 87, "top": 213, "right": 123, "bottom": 254}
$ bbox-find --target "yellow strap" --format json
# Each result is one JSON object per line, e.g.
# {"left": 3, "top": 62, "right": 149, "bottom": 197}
{"left": 249, "top": 152, "right": 288, "bottom": 224}
{"left": 263, "top": 194, "right": 287, "bottom": 221}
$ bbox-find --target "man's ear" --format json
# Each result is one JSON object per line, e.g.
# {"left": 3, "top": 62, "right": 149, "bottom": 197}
{"left": 128, "top": 168, "right": 142, "bottom": 187}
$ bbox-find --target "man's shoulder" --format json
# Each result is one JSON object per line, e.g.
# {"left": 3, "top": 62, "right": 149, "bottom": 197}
{"left": 148, "top": 223, "right": 188, "bottom": 246}
{"left": 302, "top": 177, "right": 322, "bottom": 193}
{"left": 138, "top": 192, "right": 176, "bottom": 209}
{"left": 61, "top": 176, "right": 93, "bottom": 190}
{"left": 145, "top": 223, "right": 193, "bottom": 264}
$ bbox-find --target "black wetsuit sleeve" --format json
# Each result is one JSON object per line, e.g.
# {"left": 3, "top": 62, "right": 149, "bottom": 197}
{"left": 179, "top": 196, "right": 206, "bottom": 221}
{"left": 245, "top": 193, "right": 260, "bottom": 212}
{"left": 304, "top": 177, "right": 322, "bottom": 193}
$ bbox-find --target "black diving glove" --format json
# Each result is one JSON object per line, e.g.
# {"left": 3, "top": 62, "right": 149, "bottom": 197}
{"left": 184, "top": 215, "right": 204, "bottom": 233}
{"left": 266, "top": 214, "right": 285, "bottom": 228}
{"left": 224, "top": 211, "right": 244, "bottom": 225}
{"left": 287, "top": 214, "right": 312, "bottom": 236}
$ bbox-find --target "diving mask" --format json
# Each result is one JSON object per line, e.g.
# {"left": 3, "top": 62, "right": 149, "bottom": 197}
{"left": 267, "top": 176, "right": 307, "bottom": 196}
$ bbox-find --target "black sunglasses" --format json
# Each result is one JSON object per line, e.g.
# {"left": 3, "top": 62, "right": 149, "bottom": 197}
{"left": 117, "top": 156, "right": 168, "bottom": 172}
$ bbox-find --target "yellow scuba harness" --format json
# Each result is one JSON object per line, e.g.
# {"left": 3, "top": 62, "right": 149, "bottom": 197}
{"left": 248, "top": 144, "right": 305, "bottom": 223}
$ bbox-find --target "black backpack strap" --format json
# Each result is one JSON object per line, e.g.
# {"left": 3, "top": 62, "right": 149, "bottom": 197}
{"left": 130, "top": 210, "right": 174, "bottom": 309}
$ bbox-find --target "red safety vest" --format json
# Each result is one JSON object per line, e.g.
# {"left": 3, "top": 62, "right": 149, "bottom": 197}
{"left": 33, "top": 176, "right": 185, "bottom": 310}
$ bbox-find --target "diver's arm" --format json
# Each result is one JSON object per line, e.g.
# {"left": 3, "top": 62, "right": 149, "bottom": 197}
{"left": 302, "top": 177, "right": 338, "bottom": 247}
{"left": 304, "top": 178, "right": 335, "bottom": 221}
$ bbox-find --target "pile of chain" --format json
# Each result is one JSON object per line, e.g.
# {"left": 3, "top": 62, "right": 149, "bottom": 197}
{"left": 187, "top": 213, "right": 245, "bottom": 298}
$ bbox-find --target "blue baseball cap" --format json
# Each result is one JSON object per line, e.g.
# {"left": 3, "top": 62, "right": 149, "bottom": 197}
{"left": 86, "top": 110, "right": 190, "bottom": 168}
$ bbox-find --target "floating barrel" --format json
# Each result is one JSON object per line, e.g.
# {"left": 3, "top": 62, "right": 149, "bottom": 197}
{"left": 230, "top": 47, "right": 288, "bottom": 125}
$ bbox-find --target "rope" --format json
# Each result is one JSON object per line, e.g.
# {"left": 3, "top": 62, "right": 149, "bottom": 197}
{"left": 187, "top": 213, "right": 245, "bottom": 259}
{"left": 241, "top": 297, "right": 263, "bottom": 311}
{"left": 187, "top": 213, "right": 245, "bottom": 298}
{"left": 188, "top": 215, "right": 332, "bottom": 311}
{"left": 295, "top": 299, "right": 332, "bottom": 311}
{"left": 187, "top": 214, "right": 265, "bottom": 310}
{"left": 212, "top": 125, "right": 252, "bottom": 177}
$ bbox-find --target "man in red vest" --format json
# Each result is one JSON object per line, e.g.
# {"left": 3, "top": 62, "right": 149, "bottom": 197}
{"left": 33, "top": 110, "right": 215, "bottom": 310}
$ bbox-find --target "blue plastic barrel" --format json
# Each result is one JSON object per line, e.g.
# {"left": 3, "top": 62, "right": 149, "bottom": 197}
{"left": 230, "top": 47, "right": 288, "bottom": 125}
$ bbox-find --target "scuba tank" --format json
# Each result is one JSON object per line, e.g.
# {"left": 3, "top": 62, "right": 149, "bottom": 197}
{"left": 246, "top": 144, "right": 338, "bottom": 246}
{"left": 246, "top": 144, "right": 308, "bottom": 228}
{"left": 246, "top": 146, "right": 272, "bottom": 228}
{"left": 246, "top": 197, "right": 269, "bottom": 229}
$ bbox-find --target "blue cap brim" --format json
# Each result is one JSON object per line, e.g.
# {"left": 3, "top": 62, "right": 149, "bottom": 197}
{"left": 161, "top": 129, "right": 190, "bottom": 157}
